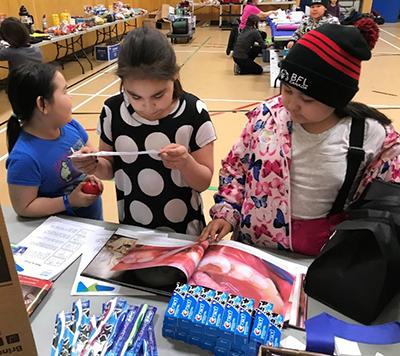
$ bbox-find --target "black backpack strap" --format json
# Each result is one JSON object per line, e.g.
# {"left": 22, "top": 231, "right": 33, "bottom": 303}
{"left": 329, "top": 118, "right": 366, "bottom": 216}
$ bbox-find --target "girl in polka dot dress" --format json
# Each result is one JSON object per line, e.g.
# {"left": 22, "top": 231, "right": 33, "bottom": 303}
{"left": 72, "top": 27, "right": 217, "bottom": 235}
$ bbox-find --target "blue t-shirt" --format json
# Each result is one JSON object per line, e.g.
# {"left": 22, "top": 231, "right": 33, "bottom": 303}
{"left": 6, "top": 119, "right": 102, "bottom": 220}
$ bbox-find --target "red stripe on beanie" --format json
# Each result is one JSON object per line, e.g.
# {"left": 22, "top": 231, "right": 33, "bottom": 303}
{"left": 310, "top": 31, "right": 361, "bottom": 67}
{"left": 305, "top": 32, "right": 361, "bottom": 73}
{"left": 298, "top": 39, "right": 360, "bottom": 80}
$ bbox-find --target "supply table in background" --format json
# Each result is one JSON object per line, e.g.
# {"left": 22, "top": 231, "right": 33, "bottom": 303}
{"left": 0, "top": 14, "right": 145, "bottom": 75}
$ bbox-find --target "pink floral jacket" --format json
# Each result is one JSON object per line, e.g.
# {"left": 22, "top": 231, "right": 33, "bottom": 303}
{"left": 210, "top": 96, "right": 400, "bottom": 250}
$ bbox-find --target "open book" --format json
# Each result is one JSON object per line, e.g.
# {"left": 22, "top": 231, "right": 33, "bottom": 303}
{"left": 81, "top": 230, "right": 308, "bottom": 329}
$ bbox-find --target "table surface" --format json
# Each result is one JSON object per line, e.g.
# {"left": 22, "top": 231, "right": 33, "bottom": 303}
{"left": 3, "top": 207, "right": 400, "bottom": 355}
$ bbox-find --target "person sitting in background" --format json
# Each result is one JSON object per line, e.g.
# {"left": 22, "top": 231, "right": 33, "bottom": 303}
{"left": 287, "top": 0, "right": 340, "bottom": 49}
{"left": 239, "top": 0, "right": 276, "bottom": 31}
{"left": 0, "top": 17, "right": 43, "bottom": 71}
{"left": 327, "top": 0, "right": 342, "bottom": 20}
{"left": 233, "top": 15, "right": 268, "bottom": 75}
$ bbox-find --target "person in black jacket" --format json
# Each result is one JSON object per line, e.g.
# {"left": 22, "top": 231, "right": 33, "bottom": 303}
{"left": 233, "top": 15, "right": 267, "bottom": 75}
{"left": 0, "top": 17, "right": 43, "bottom": 71}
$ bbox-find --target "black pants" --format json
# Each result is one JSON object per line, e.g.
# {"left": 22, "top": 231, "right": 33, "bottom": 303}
{"left": 233, "top": 46, "right": 263, "bottom": 75}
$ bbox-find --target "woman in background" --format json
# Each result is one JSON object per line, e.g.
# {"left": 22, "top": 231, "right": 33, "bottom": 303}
{"left": 233, "top": 15, "right": 268, "bottom": 75}
{"left": 239, "top": 0, "right": 276, "bottom": 31}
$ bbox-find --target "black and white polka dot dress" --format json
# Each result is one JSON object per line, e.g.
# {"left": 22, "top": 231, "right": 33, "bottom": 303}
{"left": 98, "top": 91, "right": 217, "bottom": 235}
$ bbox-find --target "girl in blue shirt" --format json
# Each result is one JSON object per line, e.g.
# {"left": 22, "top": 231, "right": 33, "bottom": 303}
{"left": 6, "top": 63, "right": 103, "bottom": 220}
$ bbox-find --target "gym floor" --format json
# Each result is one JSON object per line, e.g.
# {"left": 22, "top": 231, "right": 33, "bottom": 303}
{"left": 0, "top": 24, "right": 399, "bottom": 224}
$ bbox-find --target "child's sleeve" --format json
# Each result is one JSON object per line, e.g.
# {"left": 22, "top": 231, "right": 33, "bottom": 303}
{"left": 291, "top": 19, "right": 307, "bottom": 42}
{"left": 97, "top": 104, "right": 113, "bottom": 146}
{"left": 254, "top": 30, "right": 267, "bottom": 49}
{"left": 209, "top": 113, "right": 255, "bottom": 230}
{"left": 7, "top": 152, "right": 41, "bottom": 187}
{"left": 188, "top": 99, "right": 217, "bottom": 152}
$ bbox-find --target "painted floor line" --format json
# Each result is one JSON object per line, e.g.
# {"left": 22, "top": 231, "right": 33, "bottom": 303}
{"left": 181, "top": 36, "right": 211, "bottom": 66}
{"left": 379, "top": 37, "right": 400, "bottom": 51}
{"left": 68, "top": 63, "right": 117, "bottom": 94}
{"left": 72, "top": 78, "right": 120, "bottom": 112}
{"left": 71, "top": 93, "right": 111, "bottom": 97}
{"left": 0, "top": 152, "right": 8, "bottom": 162}
{"left": 380, "top": 28, "right": 400, "bottom": 41}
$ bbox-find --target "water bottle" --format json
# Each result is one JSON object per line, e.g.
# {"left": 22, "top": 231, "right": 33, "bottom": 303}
{"left": 19, "top": 5, "right": 33, "bottom": 33}
{"left": 19, "top": 6, "right": 30, "bottom": 25}
{"left": 41, "top": 14, "right": 48, "bottom": 31}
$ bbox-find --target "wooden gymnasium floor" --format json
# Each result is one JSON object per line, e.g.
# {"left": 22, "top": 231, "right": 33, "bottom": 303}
{"left": 0, "top": 24, "right": 399, "bottom": 224}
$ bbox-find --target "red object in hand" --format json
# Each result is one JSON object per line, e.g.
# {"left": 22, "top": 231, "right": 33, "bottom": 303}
{"left": 81, "top": 181, "right": 101, "bottom": 195}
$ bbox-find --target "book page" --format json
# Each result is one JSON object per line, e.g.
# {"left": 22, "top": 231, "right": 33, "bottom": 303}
{"left": 71, "top": 229, "right": 166, "bottom": 296}
{"left": 81, "top": 230, "right": 207, "bottom": 295}
{"left": 188, "top": 239, "right": 308, "bottom": 328}
{"left": 13, "top": 216, "right": 110, "bottom": 281}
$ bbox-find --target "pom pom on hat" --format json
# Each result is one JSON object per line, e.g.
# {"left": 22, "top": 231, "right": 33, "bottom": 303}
{"left": 353, "top": 17, "right": 379, "bottom": 50}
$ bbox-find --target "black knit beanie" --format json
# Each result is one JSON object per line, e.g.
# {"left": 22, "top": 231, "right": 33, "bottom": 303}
{"left": 279, "top": 24, "right": 374, "bottom": 108}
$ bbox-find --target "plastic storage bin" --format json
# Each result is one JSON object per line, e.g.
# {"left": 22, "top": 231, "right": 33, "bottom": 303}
{"left": 372, "top": 0, "right": 400, "bottom": 23}
{"left": 95, "top": 43, "right": 120, "bottom": 61}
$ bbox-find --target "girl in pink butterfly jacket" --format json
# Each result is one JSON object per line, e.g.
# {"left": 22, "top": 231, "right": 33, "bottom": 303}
{"left": 199, "top": 20, "right": 400, "bottom": 256}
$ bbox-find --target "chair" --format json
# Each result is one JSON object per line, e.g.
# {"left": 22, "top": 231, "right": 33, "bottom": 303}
{"left": 340, "top": 0, "right": 360, "bottom": 17}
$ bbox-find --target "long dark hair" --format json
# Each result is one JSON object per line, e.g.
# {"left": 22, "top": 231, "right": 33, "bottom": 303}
{"left": 245, "top": 15, "right": 260, "bottom": 29}
{"left": 117, "top": 27, "right": 183, "bottom": 98}
{"left": 0, "top": 17, "right": 30, "bottom": 48}
{"left": 7, "top": 63, "right": 57, "bottom": 152}
{"left": 335, "top": 101, "right": 391, "bottom": 126}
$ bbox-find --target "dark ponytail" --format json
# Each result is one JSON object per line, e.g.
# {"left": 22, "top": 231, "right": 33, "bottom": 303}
{"left": 6, "top": 63, "right": 57, "bottom": 152}
{"left": 335, "top": 101, "right": 392, "bottom": 126}
{"left": 6, "top": 114, "right": 23, "bottom": 153}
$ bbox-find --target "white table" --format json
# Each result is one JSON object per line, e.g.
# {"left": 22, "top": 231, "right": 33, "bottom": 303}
{"left": 3, "top": 207, "right": 400, "bottom": 355}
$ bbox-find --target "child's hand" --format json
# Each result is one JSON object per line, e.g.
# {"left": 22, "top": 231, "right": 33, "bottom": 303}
{"left": 287, "top": 41, "right": 295, "bottom": 49}
{"left": 198, "top": 219, "right": 233, "bottom": 242}
{"left": 68, "top": 176, "right": 103, "bottom": 208}
{"left": 159, "top": 144, "right": 191, "bottom": 170}
{"left": 70, "top": 146, "right": 98, "bottom": 174}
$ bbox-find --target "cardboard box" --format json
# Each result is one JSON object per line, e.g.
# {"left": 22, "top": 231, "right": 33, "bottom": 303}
{"left": 143, "top": 6, "right": 173, "bottom": 30}
{"left": 143, "top": 10, "right": 158, "bottom": 28}
{"left": 95, "top": 43, "right": 120, "bottom": 61}
{"left": 161, "top": 4, "right": 175, "bottom": 18}
{"left": 0, "top": 205, "right": 37, "bottom": 355}
{"left": 157, "top": 18, "right": 172, "bottom": 31}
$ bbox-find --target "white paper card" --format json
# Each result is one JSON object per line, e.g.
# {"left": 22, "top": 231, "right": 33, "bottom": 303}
{"left": 280, "top": 335, "right": 306, "bottom": 350}
{"left": 68, "top": 150, "right": 159, "bottom": 158}
{"left": 13, "top": 216, "right": 108, "bottom": 281}
{"left": 335, "top": 337, "right": 361, "bottom": 356}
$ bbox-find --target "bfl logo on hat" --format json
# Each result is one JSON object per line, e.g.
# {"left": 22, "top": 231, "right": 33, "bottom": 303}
{"left": 279, "top": 21, "right": 379, "bottom": 109}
